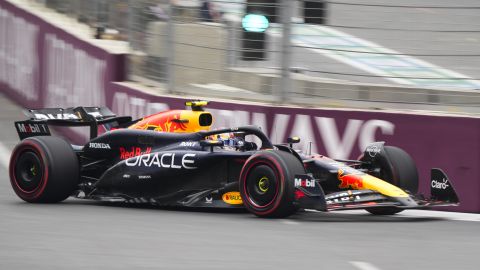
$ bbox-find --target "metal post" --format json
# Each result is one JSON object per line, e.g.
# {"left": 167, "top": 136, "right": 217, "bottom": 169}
{"left": 280, "top": 0, "right": 293, "bottom": 103}
{"left": 126, "top": 0, "right": 133, "bottom": 48}
{"left": 279, "top": 0, "right": 292, "bottom": 103}
{"left": 226, "top": 20, "right": 235, "bottom": 68}
{"left": 96, "top": 0, "right": 101, "bottom": 26}
{"left": 166, "top": 2, "right": 176, "bottom": 94}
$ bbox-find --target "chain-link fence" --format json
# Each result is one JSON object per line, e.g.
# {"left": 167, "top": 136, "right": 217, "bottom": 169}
{"left": 34, "top": 1, "right": 480, "bottom": 107}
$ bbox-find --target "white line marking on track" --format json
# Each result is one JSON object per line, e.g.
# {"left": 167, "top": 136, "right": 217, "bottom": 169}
{"left": 0, "top": 142, "right": 11, "bottom": 169}
{"left": 397, "top": 210, "right": 480, "bottom": 222}
{"left": 350, "top": 261, "right": 382, "bottom": 270}
{"left": 304, "top": 209, "right": 480, "bottom": 222}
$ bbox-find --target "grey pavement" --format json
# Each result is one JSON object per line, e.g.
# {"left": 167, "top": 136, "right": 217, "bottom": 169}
{"left": 329, "top": 0, "right": 480, "bottom": 79}
{"left": 251, "top": 0, "right": 480, "bottom": 88}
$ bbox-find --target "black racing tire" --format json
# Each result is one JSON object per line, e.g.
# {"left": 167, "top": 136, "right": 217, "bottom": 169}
{"left": 239, "top": 150, "right": 305, "bottom": 218}
{"left": 9, "top": 136, "right": 79, "bottom": 203}
{"left": 363, "top": 146, "right": 418, "bottom": 215}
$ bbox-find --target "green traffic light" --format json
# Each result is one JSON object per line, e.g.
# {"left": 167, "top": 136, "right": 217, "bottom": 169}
{"left": 242, "top": 14, "right": 269, "bottom": 32}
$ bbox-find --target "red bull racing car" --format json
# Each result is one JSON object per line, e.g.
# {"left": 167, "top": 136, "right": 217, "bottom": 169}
{"left": 8, "top": 101, "right": 459, "bottom": 217}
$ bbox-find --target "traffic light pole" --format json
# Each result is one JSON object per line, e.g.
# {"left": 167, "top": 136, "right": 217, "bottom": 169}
{"left": 166, "top": 3, "right": 176, "bottom": 94}
{"left": 279, "top": 0, "right": 292, "bottom": 103}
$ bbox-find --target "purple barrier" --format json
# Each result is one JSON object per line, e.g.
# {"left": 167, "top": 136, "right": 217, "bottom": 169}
{"left": 1, "top": 0, "right": 479, "bottom": 213}
{"left": 0, "top": 0, "right": 125, "bottom": 111}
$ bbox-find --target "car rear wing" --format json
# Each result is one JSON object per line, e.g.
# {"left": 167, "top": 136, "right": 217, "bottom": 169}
{"left": 15, "top": 107, "right": 132, "bottom": 140}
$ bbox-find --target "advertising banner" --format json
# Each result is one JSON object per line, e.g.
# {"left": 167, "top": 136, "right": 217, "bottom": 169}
{"left": 0, "top": 0, "right": 125, "bottom": 110}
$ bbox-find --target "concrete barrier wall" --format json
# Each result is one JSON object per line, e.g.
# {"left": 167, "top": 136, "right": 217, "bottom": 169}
{"left": 1, "top": 0, "right": 479, "bottom": 213}
{"left": 0, "top": 0, "right": 125, "bottom": 110}
{"left": 144, "top": 21, "right": 227, "bottom": 86}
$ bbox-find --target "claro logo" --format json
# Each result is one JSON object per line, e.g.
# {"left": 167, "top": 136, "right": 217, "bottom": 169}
{"left": 431, "top": 178, "right": 449, "bottom": 190}
{"left": 125, "top": 153, "right": 197, "bottom": 169}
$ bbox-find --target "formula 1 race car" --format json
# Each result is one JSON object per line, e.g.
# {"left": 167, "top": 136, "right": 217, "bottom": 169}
{"left": 8, "top": 101, "right": 459, "bottom": 217}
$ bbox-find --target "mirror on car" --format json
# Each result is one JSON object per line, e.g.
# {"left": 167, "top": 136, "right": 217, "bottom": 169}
{"left": 287, "top": 136, "right": 300, "bottom": 144}
{"left": 287, "top": 136, "right": 301, "bottom": 148}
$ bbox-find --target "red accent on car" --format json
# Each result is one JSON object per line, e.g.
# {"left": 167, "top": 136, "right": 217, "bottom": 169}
{"left": 240, "top": 155, "right": 283, "bottom": 216}
{"left": 338, "top": 169, "right": 364, "bottom": 189}
{"left": 120, "top": 147, "right": 152, "bottom": 160}
{"left": 9, "top": 141, "right": 49, "bottom": 200}
{"left": 295, "top": 190, "right": 306, "bottom": 200}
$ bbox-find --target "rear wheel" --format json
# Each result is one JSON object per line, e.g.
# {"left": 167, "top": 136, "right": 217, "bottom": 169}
{"left": 239, "top": 150, "right": 305, "bottom": 218}
{"left": 9, "top": 136, "right": 79, "bottom": 203}
{"left": 363, "top": 146, "right": 418, "bottom": 215}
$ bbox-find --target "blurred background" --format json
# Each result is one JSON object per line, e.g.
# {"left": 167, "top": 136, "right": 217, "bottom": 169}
{"left": 23, "top": 0, "right": 480, "bottom": 111}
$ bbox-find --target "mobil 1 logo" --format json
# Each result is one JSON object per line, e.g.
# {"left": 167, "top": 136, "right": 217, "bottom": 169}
{"left": 15, "top": 121, "right": 50, "bottom": 139}
{"left": 294, "top": 175, "right": 316, "bottom": 188}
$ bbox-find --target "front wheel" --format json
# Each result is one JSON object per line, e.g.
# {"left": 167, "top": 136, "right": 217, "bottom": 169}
{"left": 363, "top": 146, "right": 418, "bottom": 215}
{"left": 9, "top": 136, "right": 79, "bottom": 203}
{"left": 239, "top": 150, "right": 305, "bottom": 218}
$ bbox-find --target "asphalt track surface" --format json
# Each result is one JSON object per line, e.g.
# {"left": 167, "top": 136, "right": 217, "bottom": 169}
{"left": 1, "top": 93, "right": 480, "bottom": 270}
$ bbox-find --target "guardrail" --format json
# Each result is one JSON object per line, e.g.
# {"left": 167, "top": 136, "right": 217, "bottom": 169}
{"left": 1, "top": 0, "right": 479, "bottom": 213}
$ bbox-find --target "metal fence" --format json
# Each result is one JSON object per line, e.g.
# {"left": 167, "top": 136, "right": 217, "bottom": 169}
{"left": 36, "top": 1, "right": 480, "bottom": 108}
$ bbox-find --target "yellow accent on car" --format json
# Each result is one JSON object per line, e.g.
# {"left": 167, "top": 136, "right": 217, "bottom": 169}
{"left": 361, "top": 175, "right": 409, "bottom": 198}
{"left": 222, "top": 191, "right": 243, "bottom": 205}
{"left": 185, "top": 101, "right": 209, "bottom": 107}
{"left": 258, "top": 177, "right": 269, "bottom": 192}
{"left": 178, "top": 111, "right": 213, "bottom": 132}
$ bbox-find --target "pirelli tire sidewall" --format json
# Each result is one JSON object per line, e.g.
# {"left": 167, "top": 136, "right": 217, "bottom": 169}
{"left": 239, "top": 150, "right": 305, "bottom": 218}
{"left": 9, "top": 136, "right": 79, "bottom": 203}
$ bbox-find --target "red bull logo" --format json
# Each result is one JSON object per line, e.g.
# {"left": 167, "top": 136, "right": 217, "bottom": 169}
{"left": 338, "top": 169, "right": 364, "bottom": 189}
{"left": 129, "top": 111, "right": 188, "bottom": 132}
{"left": 161, "top": 113, "right": 188, "bottom": 132}
{"left": 120, "top": 147, "right": 152, "bottom": 160}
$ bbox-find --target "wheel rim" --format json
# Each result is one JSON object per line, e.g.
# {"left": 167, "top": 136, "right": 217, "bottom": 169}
{"left": 14, "top": 150, "right": 45, "bottom": 193}
{"left": 258, "top": 176, "right": 269, "bottom": 193}
{"left": 245, "top": 164, "right": 279, "bottom": 208}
